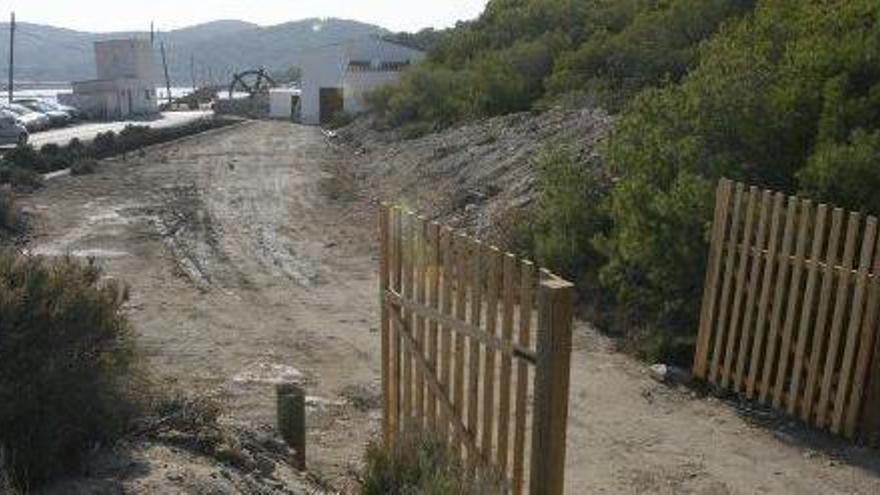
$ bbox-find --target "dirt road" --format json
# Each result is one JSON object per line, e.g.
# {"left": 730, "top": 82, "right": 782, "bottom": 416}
{"left": 23, "top": 120, "right": 880, "bottom": 493}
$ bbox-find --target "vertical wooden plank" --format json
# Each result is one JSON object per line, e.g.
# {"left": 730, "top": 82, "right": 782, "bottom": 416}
{"left": 787, "top": 204, "right": 828, "bottom": 416}
{"left": 710, "top": 182, "right": 746, "bottom": 385}
{"left": 529, "top": 279, "right": 574, "bottom": 495}
{"left": 832, "top": 217, "right": 877, "bottom": 434}
{"left": 481, "top": 247, "right": 502, "bottom": 459}
{"left": 858, "top": 306, "right": 880, "bottom": 444}
{"left": 734, "top": 189, "right": 772, "bottom": 391}
{"left": 452, "top": 234, "right": 470, "bottom": 455}
{"left": 802, "top": 208, "right": 844, "bottom": 422}
{"left": 759, "top": 196, "right": 798, "bottom": 404}
{"left": 746, "top": 193, "right": 785, "bottom": 399}
{"left": 497, "top": 253, "right": 517, "bottom": 474}
{"left": 379, "top": 203, "right": 392, "bottom": 446}
{"left": 513, "top": 261, "right": 535, "bottom": 495}
{"left": 695, "top": 178, "right": 734, "bottom": 378}
{"left": 466, "top": 240, "right": 484, "bottom": 453}
{"left": 772, "top": 200, "right": 811, "bottom": 410}
{"left": 846, "top": 231, "right": 880, "bottom": 438}
{"left": 722, "top": 186, "right": 760, "bottom": 389}
{"left": 817, "top": 212, "right": 861, "bottom": 428}
{"left": 438, "top": 226, "right": 455, "bottom": 441}
{"left": 390, "top": 207, "right": 403, "bottom": 442}
{"left": 401, "top": 212, "right": 415, "bottom": 425}
{"left": 413, "top": 216, "right": 428, "bottom": 429}
{"left": 426, "top": 222, "right": 441, "bottom": 432}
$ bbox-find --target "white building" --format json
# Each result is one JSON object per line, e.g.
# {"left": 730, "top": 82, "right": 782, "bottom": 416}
{"left": 298, "top": 38, "right": 424, "bottom": 125}
{"left": 60, "top": 39, "right": 159, "bottom": 120}
{"left": 269, "top": 88, "right": 301, "bottom": 120}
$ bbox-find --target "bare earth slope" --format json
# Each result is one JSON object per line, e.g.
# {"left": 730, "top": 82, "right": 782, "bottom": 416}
{"left": 22, "top": 119, "right": 880, "bottom": 493}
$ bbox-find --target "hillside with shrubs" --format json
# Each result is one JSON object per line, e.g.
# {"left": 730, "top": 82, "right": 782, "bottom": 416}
{"left": 362, "top": 0, "right": 880, "bottom": 364}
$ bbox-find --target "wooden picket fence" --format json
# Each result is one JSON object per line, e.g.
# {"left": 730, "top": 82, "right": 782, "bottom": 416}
{"left": 378, "top": 204, "right": 575, "bottom": 495}
{"left": 694, "top": 178, "right": 880, "bottom": 442}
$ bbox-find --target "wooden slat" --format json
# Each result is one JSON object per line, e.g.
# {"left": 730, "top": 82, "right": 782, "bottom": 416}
{"left": 772, "top": 200, "right": 811, "bottom": 409}
{"left": 513, "top": 261, "right": 535, "bottom": 495}
{"left": 390, "top": 304, "right": 478, "bottom": 455}
{"left": 390, "top": 207, "right": 403, "bottom": 438}
{"left": 759, "top": 196, "right": 798, "bottom": 404}
{"left": 379, "top": 204, "right": 392, "bottom": 446}
{"left": 747, "top": 193, "right": 785, "bottom": 398}
{"left": 452, "top": 235, "right": 470, "bottom": 455}
{"left": 426, "top": 222, "right": 441, "bottom": 431}
{"left": 832, "top": 217, "right": 877, "bottom": 434}
{"left": 467, "top": 240, "right": 484, "bottom": 452}
{"left": 481, "top": 246, "right": 502, "bottom": 460}
{"left": 497, "top": 253, "right": 517, "bottom": 474}
{"left": 787, "top": 204, "right": 828, "bottom": 416}
{"left": 438, "top": 227, "right": 455, "bottom": 440}
{"left": 801, "top": 208, "right": 844, "bottom": 422}
{"left": 846, "top": 231, "right": 880, "bottom": 437}
{"left": 734, "top": 189, "right": 772, "bottom": 391}
{"left": 401, "top": 212, "right": 415, "bottom": 424}
{"left": 413, "top": 216, "right": 428, "bottom": 429}
{"left": 386, "top": 290, "right": 536, "bottom": 364}
{"left": 710, "top": 182, "right": 746, "bottom": 384}
{"left": 722, "top": 186, "right": 759, "bottom": 389}
{"left": 817, "top": 212, "right": 861, "bottom": 428}
{"left": 695, "top": 179, "right": 734, "bottom": 378}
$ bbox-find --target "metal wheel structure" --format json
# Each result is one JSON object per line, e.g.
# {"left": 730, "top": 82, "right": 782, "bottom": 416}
{"left": 228, "top": 69, "right": 277, "bottom": 99}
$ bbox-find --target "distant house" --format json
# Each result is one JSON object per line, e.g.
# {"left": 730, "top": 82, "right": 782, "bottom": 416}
{"left": 298, "top": 37, "right": 424, "bottom": 125}
{"left": 60, "top": 39, "right": 159, "bottom": 120}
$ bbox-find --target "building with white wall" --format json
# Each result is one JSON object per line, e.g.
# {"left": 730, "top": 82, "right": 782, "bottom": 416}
{"left": 59, "top": 39, "right": 159, "bottom": 120}
{"left": 299, "top": 38, "right": 424, "bottom": 125}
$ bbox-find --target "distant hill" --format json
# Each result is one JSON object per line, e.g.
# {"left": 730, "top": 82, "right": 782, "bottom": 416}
{"left": 0, "top": 18, "right": 388, "bottom": 86}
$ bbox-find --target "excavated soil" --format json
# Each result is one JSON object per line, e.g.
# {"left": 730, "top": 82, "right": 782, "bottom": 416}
{"left": 19, "top": 117, "right": 880, "bottom": 494}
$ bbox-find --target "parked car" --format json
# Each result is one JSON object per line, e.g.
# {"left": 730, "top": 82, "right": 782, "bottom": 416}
{"left": 17, "top": 98, "right": 81, "bottom": 120}
{"left": 0, "top": 112, "right": 28, "bottom": 146}
{"left": 1, "top": 104, "right": 51, "bottom": 132}
{"left": 15, "top": 99, "right": 72, "bottom": 127}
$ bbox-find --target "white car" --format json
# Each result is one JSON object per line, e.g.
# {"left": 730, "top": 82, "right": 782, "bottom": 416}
{"left": 1, "top": 103, "right": 51, "bottom": 132}
{"left": 0, "top": 112, "right": 28, "bottom": 146}
{"left": 16, "top": 100, "right": 72, "bottom": 127}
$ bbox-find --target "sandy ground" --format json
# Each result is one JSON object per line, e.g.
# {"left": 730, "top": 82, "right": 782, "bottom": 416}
{"left": 21, "top": 120, "right": 880, "bottom": 493}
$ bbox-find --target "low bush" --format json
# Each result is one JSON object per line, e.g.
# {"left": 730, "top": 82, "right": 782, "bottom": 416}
{"left": 2, "top": 145, "right": 43, "bottom": 172}
{"left": 71, "top": 159, "right": 98, "bottom": 176}
{"left": 0, "top": 166, "right": 44, "bottom": 192}
{"left": 0, "top": 189, "right": 22, "bottom": 236}
{"left": 91, "top": 131, "right": 118, "bottom": 158}
{"left": 327, "top": 111, "right": 355, "bottom": 130}
{"left": 358, "top": 431, "right": 503, "bottom": 494}
{"left": 0, "top": 252, "right": 150, "bottom": 488}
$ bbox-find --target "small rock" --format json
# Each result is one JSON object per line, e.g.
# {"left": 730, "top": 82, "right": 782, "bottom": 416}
{"left": 649, "top": 364, "right": 669, "bottom": 382}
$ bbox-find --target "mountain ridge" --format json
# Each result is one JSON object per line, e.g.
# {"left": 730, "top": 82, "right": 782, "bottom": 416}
{"left": 0, "top": 18, "right": 389, "bottom": 85}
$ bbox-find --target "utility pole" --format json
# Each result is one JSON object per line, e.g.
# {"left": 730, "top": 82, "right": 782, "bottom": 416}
{"left": 160, "top": 41, "right": 172, "bottom": 105}
{"left": 150, "top": 21, "right": 155, "bottom": 46}
{"left": 190, "top": 54, "right": 196, "bottom": 92}
{"left": 7, "top": 12, "right": 15, "bottom": 104}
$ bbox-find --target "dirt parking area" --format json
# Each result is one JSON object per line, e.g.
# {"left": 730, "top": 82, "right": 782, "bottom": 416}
{"left": 21, "top": 120, "right": 880, "bottom": 493}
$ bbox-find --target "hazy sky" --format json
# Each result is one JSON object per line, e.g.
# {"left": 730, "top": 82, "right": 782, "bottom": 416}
{"left": 3, "top": 0, "right": 490, "bottom": 33}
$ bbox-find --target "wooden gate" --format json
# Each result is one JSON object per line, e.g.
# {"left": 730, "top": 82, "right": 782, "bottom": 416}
{"left": 694, "top": 178, "right": 880, "bottom": 442}
{"left": 378, "top": 204, "right": 575, "bottom": 495}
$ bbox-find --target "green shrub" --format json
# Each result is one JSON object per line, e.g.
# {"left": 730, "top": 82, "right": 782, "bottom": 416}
{"left": 0, "top": 189, "right": 22, "bottom": 236}
{"left": 2, "top": 145, "right": 43, "bottom": 172}
{"left": 798, "top": 129, "right": 880, "bottom": 213}
{"left": 0, "top": 252, "right": 149, "bottom": 488}
{"left": 66, "top": 138, "right": 87, "bottom": 160}
{"left": 71, "top": 159, "right": 98, "bottom": 176}
{"left": 358, "top": 431, "right": 503, "bottom": 495}
{"left": 327, "top": 111, "right": 355, "bottom": 130}
{"left": 39, "top": 143, "right": 75, "bottom": 171}
{"left": 118, "top": 125, "right": 154, "bottom": 150}
{"left": 91, "top": 131, "right": 118, "bottom": 157}
{"left": 0, "top": 166, "right": 44, "bottom": 192}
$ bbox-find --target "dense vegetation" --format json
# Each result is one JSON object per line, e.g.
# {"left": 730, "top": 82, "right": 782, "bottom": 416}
{"left": 368, "top": 0, "right": 754, "bottom": 128}
{"left": 0, "top": 252, "right": 149, "bottom": 488}
{"left": 371, "top": 0, "right": 880, "bottom": 364}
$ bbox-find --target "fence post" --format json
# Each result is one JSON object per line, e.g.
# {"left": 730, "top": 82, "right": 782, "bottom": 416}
{"left": 277, "top": 383, "right": 306, "bottom": 470}
{"left": 530, "top": 278, "right": 574, "bottom": 495}
{"left": 861, "top": 326, "right": 880, "bottom": 445}
{"left": 379, "top": 203, "right": 392, "bottom": 447}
